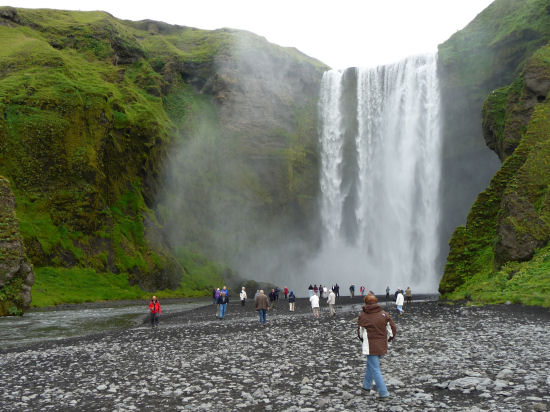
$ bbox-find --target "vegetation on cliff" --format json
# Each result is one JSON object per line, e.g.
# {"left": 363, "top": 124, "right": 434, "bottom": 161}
{"left": 0, "top": 7, "right": 325, "bottom": 309}
{"left": 0, "top": 177, "right": 33, "bottom": 315}
{"left": 436, "top": 0, "right": 550, "bottom": 255}
{"left": 439, "top": 44, "right": 550, "bottom": 307}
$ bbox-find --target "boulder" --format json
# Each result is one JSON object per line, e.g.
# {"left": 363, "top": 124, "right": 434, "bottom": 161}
{"left": 0, "top": 177, "right": 34, "bottom": 315}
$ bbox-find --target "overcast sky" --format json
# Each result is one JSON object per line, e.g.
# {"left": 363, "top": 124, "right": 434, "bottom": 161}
{"left": 6, "top": 0, "right": 494, "bottom": 68}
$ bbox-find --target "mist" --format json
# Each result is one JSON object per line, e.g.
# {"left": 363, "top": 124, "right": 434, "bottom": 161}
{"left": 158, "top": 32, "right": 448, "bottom": 297}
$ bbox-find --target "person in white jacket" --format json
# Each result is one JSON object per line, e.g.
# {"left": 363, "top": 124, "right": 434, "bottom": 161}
{"left": 310, "top": 293, "right": 320, "bottom": 318}
{"left": 395, "top": 290, "right": 404, "bottom": 316}
{"left": 327, "top": 289, "right": 336, "bottom": 317}
{"left": 240, "top": 287, "right": 247, "bottom": 306}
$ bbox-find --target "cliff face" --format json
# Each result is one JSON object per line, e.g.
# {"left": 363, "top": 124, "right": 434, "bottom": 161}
{"left": 439, "top": 45, "right": 550, "bottom": 306}
{"left": 436, "top": 0, "right": 550, "bottom": 268}
{"left": 438, "top": 0, "right": 550, "bottom": 306}
{"left": 0, "top": 177, "right": 34, "bottom": 315}
{"left": 0, "top": 7, "right": 327, "bottom": 303}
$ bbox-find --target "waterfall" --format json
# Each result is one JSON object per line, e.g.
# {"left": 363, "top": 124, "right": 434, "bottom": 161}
{"left": 316, "top": 54, "right": 442, "bottom": 292}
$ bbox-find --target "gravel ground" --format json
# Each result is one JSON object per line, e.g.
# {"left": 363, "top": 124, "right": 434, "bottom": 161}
{"left": 1, "top": 296, "right": 549, "bottom": 411}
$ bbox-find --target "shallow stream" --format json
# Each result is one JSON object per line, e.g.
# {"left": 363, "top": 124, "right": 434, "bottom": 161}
{"left": 0, "top": 299, "right": 207, "bottom": 349}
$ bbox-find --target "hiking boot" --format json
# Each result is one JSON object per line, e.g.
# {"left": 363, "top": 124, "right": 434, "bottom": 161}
{"left": 378, "top": 396, "right": 390, "bottom": 401}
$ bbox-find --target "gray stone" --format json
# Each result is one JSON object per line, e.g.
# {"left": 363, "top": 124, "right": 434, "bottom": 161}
{"left": 496, "top": 369, "right": 513, "bottom": 379}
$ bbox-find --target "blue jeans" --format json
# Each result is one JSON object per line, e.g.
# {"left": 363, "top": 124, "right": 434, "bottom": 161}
{"left": 363, "top": 355, "right": 389, "bottom": 397}
{"left": 258, "top": 309, "right": 267, "bottom": 325}
{"left": 219, "top": 303, "right": 227, "bottom": 319}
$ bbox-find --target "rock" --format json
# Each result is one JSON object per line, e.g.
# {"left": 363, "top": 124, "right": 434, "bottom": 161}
{"left": 386, "top": 377, "right": 405, "bottom": 387}
{"left": 183, "top": 386, "right": 201, "bottom": 394}
{"left": 496, "top": 369, "right": 513, "bottom": 379}
{"left": 0, "top": 177, "right": 34, "bottom": 316}
{"left": 448, "top": 376, "right": 487, "bottom": 391}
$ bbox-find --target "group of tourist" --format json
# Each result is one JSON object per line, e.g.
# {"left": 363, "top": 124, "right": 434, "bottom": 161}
{"left": 307, "top": 283, "right": 340, "bottom": 298}
{"left": 147, "top": 283, "right": 410, "bottom": 401}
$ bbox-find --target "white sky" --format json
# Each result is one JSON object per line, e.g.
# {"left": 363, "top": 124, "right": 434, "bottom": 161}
{"left": 5, "top": 0, "right": 494, "bottom": 68}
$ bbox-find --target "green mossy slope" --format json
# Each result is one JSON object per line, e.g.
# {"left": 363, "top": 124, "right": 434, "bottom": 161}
{"left": 0, "top": 7, "right": 325, "bottom": 308}
{"left": 440, "top": 45, "right": 550, "bottom": 306}
{"left": 436, "top": 0, "right": 550, "bottom": 252}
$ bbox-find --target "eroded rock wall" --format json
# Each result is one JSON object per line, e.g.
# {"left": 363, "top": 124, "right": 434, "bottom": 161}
{"left": 0, "top": 177, "right": 34, "bottom": 315}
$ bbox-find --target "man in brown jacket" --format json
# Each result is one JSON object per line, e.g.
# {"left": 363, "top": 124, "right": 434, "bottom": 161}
{"left": 357, "top": 294, "right": 397, "bottom": 400}
{"left": 255, "top": 289, "right": 269, "bottom": 327}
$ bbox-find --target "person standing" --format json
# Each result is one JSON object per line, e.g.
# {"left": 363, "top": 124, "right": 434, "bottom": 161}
{"left": 405, "top": 287, "right": 412, "bottom": 304}
{"left": 350, "top": 284, "right": 355, "bottom": 298}
{"left": 284, "top": 286, "right": 289, "bottom": 300}
{"left": 327, "top": 288, "right": 336, "bottom": 317}
{"left": 217, "top": 291, "right": 228, "bottom": 319}
{"left": 212, "top": 288, "right": 217, "bottom": 304}
{"left": 395, "top": 290, "right": 404, "bottom": 316}
{"left": 215, "top": 288, "right": 221, "bottom": 317}
{"left": 288, "top": 290, "right": 296, "bottom": 311}
{"left": 221, "top": 286, "right": 229, "bottom": 302}
{"left": 255, "top": 289, "right": 269, "bottom": 327}
{"left": 269, "top": 289, "right": 277, "bottom": 311}
{"left": 334, "top": 283, "right": 340, "bottom": 298}
{"left": 357, "top": 294, "right": 397, "bottom": 400}
{"left": 385, "top": 286, "right": 390, "bottom": 301}
{"left": 313, "top": 284, "right": 318, "bottom": 295}
{"left": 240, "top": 287, "right": 247, "bottom": 306}
{"left": 310, "top": 293, "right": 320, "bottom": 318}
{"left": 308, "top": 284, "right": 314, "bottom": 297}
{"left": 149, "top": 296, "right": 161, "bottom": 328}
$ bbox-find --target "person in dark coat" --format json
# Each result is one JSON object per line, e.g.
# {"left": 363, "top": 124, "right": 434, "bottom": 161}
{"left": 357, "top": 294, "right": 397, "bottom": 400}
{"left": 288, "top": 290, "right": 296, "bottom": 311}
{"left": 268, "top": 289, "right": 277, "bottom": 310}
{"left": 255, "top": 290, "right": 269, "bottom": 326}
{"left": 217, "top": 291, "right": 229, "bottom": 319}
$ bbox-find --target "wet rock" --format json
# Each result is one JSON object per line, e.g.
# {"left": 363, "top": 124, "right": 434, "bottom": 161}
{"left": 0, "top": 299, "right": 548, "bottom": 411}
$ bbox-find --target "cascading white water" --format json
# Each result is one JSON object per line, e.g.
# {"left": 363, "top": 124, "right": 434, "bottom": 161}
{"left": 316, "top": 54, "right": 442, "bottom": 293}
{"left": 319, "top": 70, "right": 345, "bottom": 241}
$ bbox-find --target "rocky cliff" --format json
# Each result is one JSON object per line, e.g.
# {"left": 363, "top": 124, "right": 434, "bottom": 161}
{"left": 0, "top": 177, "right": 34, "bottom": 315}
{"left": 437, "top": 0, "right": 550, "bottom": 269}
{"left": 439, "top": 2, "right": 550, "bottom": 308}
{"left": 0, "top": 7, "right": 326, "bottom": 309}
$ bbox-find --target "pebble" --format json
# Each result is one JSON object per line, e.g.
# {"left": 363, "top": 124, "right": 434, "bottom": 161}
{"left": 0, "top": 299, "right": 548, "bottom": 411}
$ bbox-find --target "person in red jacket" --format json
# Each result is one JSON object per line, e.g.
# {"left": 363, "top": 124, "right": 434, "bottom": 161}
{"left": 149, "top": 296, "right": 161, "bottom": 328}
{"left": 357, "top": 294, "right": 396, "bottom": 400}
{"left": 283, "top": 286, "right": 289, "bottom": 300}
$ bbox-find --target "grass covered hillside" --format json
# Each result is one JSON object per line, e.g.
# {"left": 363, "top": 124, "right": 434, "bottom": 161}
{"left": 436, "top": 0, "right": 550, "bottom": 252}
{"left": 0, "top": 7, "right": 326, "bottom": 309}
{"left": 439, "top": 45, "right": 550, "bottom": 307}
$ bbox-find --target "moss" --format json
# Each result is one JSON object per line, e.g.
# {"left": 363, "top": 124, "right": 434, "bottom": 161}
{"left": 441, "top": 47, "right": 550, "bottom": 300}
{"left": 0, "top": 6, "right": 326, "bottom": 305}
{"left": 438, "top": 0, "right": 550, "bottom": 98}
